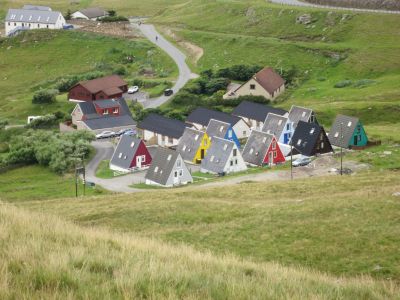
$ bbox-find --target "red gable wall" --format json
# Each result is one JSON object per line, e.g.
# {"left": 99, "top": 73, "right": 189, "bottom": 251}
{"left": 263, "top": 137, "right": 285, "bottom": 165}
{"left": 130, "top": 140, "right": 152, "bottom": 168}
{"left": 68, "top": 85, "right": 94, "bottom": 101}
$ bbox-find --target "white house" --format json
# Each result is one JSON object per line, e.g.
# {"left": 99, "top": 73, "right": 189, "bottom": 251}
{"left": 5, "top": 6, "right": 65, "bottom": 36}
{"left": 71, "top": 8, "right": 108, "bottom": 20}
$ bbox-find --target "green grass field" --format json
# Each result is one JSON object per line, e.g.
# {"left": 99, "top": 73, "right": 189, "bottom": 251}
{"left": 12, "top": 169, "right": 400, "bottom": 282}
{"left": 0, "top": 30, "right": 176, "bottom": 123}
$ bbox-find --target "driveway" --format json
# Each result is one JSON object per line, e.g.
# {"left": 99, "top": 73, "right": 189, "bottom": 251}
{"left": 269, "top": 0, "right": 400, "bottom": 14}
{"left": 130, "top": 21, "right": 198, "bottom": 108}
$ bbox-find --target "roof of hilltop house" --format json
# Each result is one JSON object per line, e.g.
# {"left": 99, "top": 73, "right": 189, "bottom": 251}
{"left": 262, "top": 113, "right": 289, "bottom": 137}
{"left": 232, "top": 101, "right": 287, "bottom": 122}
{"left": 288, "top": 105, "right": 314, "bottom": 126}
{"left": 77, "top": 75, "right": 127, "bottom": 93}
{"left": 78, "top": 7, "right": 108, "bottom": 19}
{"left": 252, "top": 67, "right": 285, "bottom": 94}
{"left": 22, "top": 5, "right": 52, "bottom": 11}
{"left": 6, "top": 8, "right": 62, "bottom": 23}
{"left": 242, "top": 130, "right": 274, "bottom": 166}
{"left": 186, "top": 107, "right": 242, "bottom": 127}
{"left": 138, "top": 114, "right": 190, "bottom": 139}
{"left": 328, "top": 115, "right": 361, "bottom": 148}
{"left": 200, "top": 137, "right": 235, "bottom": 174}
{"left": 145, "top": 148, "right": 180, "bottom": 186}
{"left": 205, "top": 119, "right": 231, "bottom": 139}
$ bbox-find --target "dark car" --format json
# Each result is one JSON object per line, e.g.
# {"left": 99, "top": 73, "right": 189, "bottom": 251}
{"left": 164, "top": 89, "right": 173, "bottom": 96}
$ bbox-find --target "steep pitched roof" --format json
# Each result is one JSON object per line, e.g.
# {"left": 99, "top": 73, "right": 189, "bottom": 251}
{"left": 262, "top": 113, "right": 288, "bottom": 137}
{"left": 176, "top": 128, "right": 205, "bottom": 162}
{"left": 288, "top": 105, "right": 313, "bottom": 127}
{"left": 6, "top": 8, "right": 62, "bottom": 23}
{"left": 78, "top": 7, "right": 107, "bottom": 19}
{"left": 232, "top": 101, "right": 287, "bottom": 123}
{"left": 77, "top": 75, "right": 127, "bottom": 94}
{"left": 77, "top": 101, "right": 96, "bottom": 115}
{"left": 186, "top": 108, "right": 242, "bottom": 127}
{"left": 110, "top": 136, "right": 142, "bottom": 170}
{"left": 138, "top": 114, "right": 189, "bottom": 139}
{"left": 252, "top": 67, "right": 285, "bottom": 94}
{"left": 205, "top": 119, "right": 230, "bottom": 139}
{"left": 328, "top": 115, "right": 360, "bottom": 148}
{"left": 291, "top": 121, "right": 332, "bottom": 156}
{"left": 242, "top": 130, "right": 274, "bottom": 166}
{"left": 201, "top": 137, "right": 234, "bottom": 174}
{"left": 145, "top": 148, "right": 180, "bottom": 185}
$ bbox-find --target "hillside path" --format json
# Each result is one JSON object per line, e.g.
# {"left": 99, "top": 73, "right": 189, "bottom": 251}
{"left": 130, "top": 21, "right": 197, "bottom": 108}
{"left": 269, "top": 0, "right": 400, "bottom": 14}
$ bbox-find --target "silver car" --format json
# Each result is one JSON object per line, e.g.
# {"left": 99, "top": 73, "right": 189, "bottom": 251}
{"left": 292, "top": 156, "right": 312, "bottom": 167}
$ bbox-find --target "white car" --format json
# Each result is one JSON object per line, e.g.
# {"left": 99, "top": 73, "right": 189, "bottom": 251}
{"left": 96, "top": 131, "right": 116, "bottom": 139}
{"left": 292, "top": 156, "right": 312, "bottom": 167}
{"left": 128, "top": 86, "right": 139, "bottom": 94}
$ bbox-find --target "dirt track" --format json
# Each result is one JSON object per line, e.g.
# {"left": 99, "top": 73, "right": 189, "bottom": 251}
{"left": 69, "top": 20, "right": 139, "bottom": 38}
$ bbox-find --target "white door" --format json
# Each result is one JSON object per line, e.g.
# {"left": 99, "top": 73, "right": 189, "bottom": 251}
{"left": 136, "top": 156, "right": 142, "bottom": 169}
{"left": 269, "top": 152, "right": 273, "bottom": 166}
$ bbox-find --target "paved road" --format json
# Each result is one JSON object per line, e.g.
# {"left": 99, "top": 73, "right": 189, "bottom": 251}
{"left": 131, "top": 21, "right": 198, "bottom": 108}
{"left": 269, "top": 0, "right": 400, "bottom": 14}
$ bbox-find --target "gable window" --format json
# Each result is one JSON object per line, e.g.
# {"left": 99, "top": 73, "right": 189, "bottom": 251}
{"left": 262, "top": 137, "right": 267, "bottom": 143}
{"left": 302, "top": 111, "right": 306, "bottom": 118}
{"left": 321, "top": 142, "right": 324, "bottom": 149}
{"left": 141, "top": 155, "right": 146, "bottom": 162}
{"left": 310, "top": 115, "right": 315, "bottom": 122}
{"left": 250, "top": 84, "right": 256, "bottom": 90}
{"left": 228, "top": 130, "right": 232, "bottom": 138}
{"left": 233, "top": 149, "right": 237, "bottom": 157}
{"left": 219, "top": 126, "right": 224, "bottom": 132}
{"left": 204, "top": 139, "right": 208, "bottom": 146}
{"left": 230, "top": 160, "right": 233, "bottom": 166}
{"left": 287, "top": 124, "right": 290, "bottom": 130}
{"left": 179, "top": 169, "right": 183, "bottom": 176}
{"left": 177, "top": 159, "right": 181, "bottom": 167}
{"left": 274, "top": 151, "right": 277, "bottom": 158}
{"left": 235, "top": 159, "right": 238, "bottom": 165}
{"left": 272, "top": 141, "right": 276, "bottom": 150}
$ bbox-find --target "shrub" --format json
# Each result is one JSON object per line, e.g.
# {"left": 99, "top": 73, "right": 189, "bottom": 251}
{"left": 32, "top": 89, "right": 58, "bottom": 104}
{"left": 101, "top": 16, "right": 129, "bottom": 22}
{"left": 26, "top": 114, "right": 58, "bottom": 129}
{"left": 0, "top": 119, "right": 8, "bottom": 130}
{"left": 216, "top": 64, "right": 261, "bottom": 81}
{"left": 113, "top": 66, "right": 127, "bottom": 76}
{"left": 334, "top": 80, "right": 352, "bottom": 88}
{"left": 353, "top": 79, "right": 376, "bottom": 88}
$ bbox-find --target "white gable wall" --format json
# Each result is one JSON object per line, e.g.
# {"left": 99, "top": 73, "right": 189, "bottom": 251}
{"left": 223, "top": 146, "right": 247, "bottom": 174}
{"left": 71, "top": 11, "right": 89, "bottom": 20}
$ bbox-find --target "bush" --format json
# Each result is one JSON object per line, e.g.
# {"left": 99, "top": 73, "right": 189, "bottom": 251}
{"left": 32, "top": 89, "right": 58, "bottom": 104}
{"left": 26, "top": 114, "right": 58, "bottom": 129}
{"left": 101, "top": 16, "right": 129, "bottom": 22}
{"left": 334, "top": 80, "right": 352, "bottom": 88}
{"left": 216, "top": 64, "right": 262, "bottom": 81}
{"left": 0, "top": 119, "right": 8, "bottom": 130}
{"left": 113, "top": 66, "right": 127, "bottom": 76}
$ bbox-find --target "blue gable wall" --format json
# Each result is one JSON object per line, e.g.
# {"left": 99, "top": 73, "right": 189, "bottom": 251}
{"left": 224, "top": 127, "right": 241, "bottom": 148}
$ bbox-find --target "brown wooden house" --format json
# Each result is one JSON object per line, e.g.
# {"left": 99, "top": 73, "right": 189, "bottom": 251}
{"left": 68, "top": 75, "right": 128, "bottom": 102}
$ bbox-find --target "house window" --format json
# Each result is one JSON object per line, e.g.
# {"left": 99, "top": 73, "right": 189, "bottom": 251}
{"left": 223, "top": 144, "right": 228, "bottom": 151}
{"left": 182, "top": 145, "right": 187, "bottom": 151}
{"left": 210, "top": 155, "right": 215, "bottom": 162}
{"left": 262, "top": 137, "right": 267, "bottom": 143}
{"left": 123, "top": 155, "right": 127, "bottom": 160}
{"left": 302, "top": 111, "right": 306, "bottom": 118}
{"left": 278, "top": 119, "right": 282, "bottom": 126}
{"left": 113, "top": 108, "right": 119, "bottom": 114}
{"left": 167, "top": 154, "right": 172, "bottom": 161}
{"left": 228, "top": 130, "right": 232, "bottom": 138}
{"left": 310, "top": 128, "right": 315, "bottom": 134}
{"left": 272, "top": 141, "right": 276, "bottom": 150}
{"left": 37, "top": 24, "right": 39, "bottom": 28}
{"left": 15, "top": 23, "right": 17, "bottom": 26}
{"left": 141, "top": 155, "right": 146, "bottom": 162}
{"left": 177, "top": 159, "right": 182, "bottom": 167}
{"left": 179, "top": 169, "right": 183, "bottom": 176}
{"left": 219, "top": 126, "right": 224, "bottom": 132}
{"left": 230, "top": 160, "right": 233, "bottom": 166}
{"left": 274, "top": 151, "right": 277, "bottom": 158}
{"left": 334, "top": 132, "right": 339, "bottom": 138}
{"left": 103, "top": 110, "right": 109, "bottom": 115}
{"left": 194, "top": 134, "right": 199, "bottom": 141}
{"left": 235, "top": 159, "right": 238, "bottom": 165}
{"left": 233, "top": 149, "right": 237, "bottom": 157}
{"left": 130, "top": 142, "right": 135, "bottom": 148}
{"left": 118, "top": 153, "right": 123, "bottom": 158}
{"left": 347, "top": 121, "right": 352, "bottom": 127}
{"left": 250, "top": 84, "right": 256, "bottom": 90}
{"left": 310, "top": 115, "right": 315, "bottom": 122}
{"left": 174, "top": 171, "right": 178, "bottom": 178}
{"left": 29, "top": 23, "right": 31, "bottom": 27}
{"left": 287, "top": 124, "right": 290, "bottom": 130}
{"left": 204, "top": 139, "right": 207, "bottom": 146}
{"left": 8, "top": 22, "right": 10, "bottom": 26}
{"left": 154, "top": 166, "right": 159, "bottom": 173}
{"left": 249, "top": 148, "right": 254, "bottom": 155}
{"left": 297, "top": 139, "right": 302, "bottom": 146}
{"left": 46, "top": 25, "right": 49, "bottom": 28}
{"left": 358, "top": 135, "right": 361, "bottom": 142}
{"left": 321, "top": 142, "right": 324, "bottom": 149}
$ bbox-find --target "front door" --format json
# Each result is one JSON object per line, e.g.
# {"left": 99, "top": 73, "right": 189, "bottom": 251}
{"left": 173, "top": 170, "right": 179, "bottom": 185}
{"left": 354, "top": 135, "right": 358, "bottom": 146}
{"left": 269, "top": 151, "right": 273, "bottom": 166}
{"left": 136, "top": 156, "right": 142, "bottom": 168}
{"left": 201, "top": 149, "right": 205, "bottom": 159}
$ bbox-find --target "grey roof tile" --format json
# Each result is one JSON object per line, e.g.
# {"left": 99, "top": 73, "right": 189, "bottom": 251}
{"left": 242, "top": 130, "right": 274, "bottom": 166}
{"left": 201, "top": 137, "right": 234, "bottom": 173}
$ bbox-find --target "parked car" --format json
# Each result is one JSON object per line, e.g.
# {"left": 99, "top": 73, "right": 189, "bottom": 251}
{"left": 123, "top": 129, "right": 136, "bottom": 136}
{"left": 292, "top": 156, "right": 312, "bottom": 167}
{"left": 96, "top": 131, "right": 116, "bottom": 139}
{"left": 164, "top": 88, "right": 173, "bottom": 96}
{"left": 128, "top": 86, "right": 139, "bottom": 94}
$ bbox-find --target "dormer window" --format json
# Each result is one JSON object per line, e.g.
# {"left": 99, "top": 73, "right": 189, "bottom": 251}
{"left": 194, "top": 134, "right": 199, "bottom": 141}
{"left": 250, "top": 148, "right": 254, "bottom": 155}
{"left": 210, "top": 155, "right": 215, "bottom": 162}
{"left": 278, "top": 119, "right": 282, "bottom": 126}
{"left": 154, "top": 166, "right": 159, "bottom": 173}
{"left": 310, "top": 128, "right": 315, "bottom": 134}
{"left": 167, "top": 154, "right": 172, "bottom": 161}
{"left": 297, "top": 139, "right": 302, "bottom": 146}
{"left": 113, "top": 108, "right": 119, "bottom": 114}
{"left": 334, "top": 132, "right": 339, "bottom": 138}
{"left": 223, "top": 144, "right": 228, "bottom": 151}
{"left": 130, "top": 142, "right": 135, "bottom": 148}
{"left": 103, "top": 110, "right": 109, "bottom": 115}
{"left": 182, "top": 145, "right": 187, "bottom": 151}
{"left": 347, "top": 121, "right": 352, "bottom": 127}
{"left": 118, "top": 153, "right": 123, "bottom": 158}
{"left": 302, "top": 111, "right": 306, "bottom": 118}
{"left": 219, "top": 126, "right": 224, "bottom": 132}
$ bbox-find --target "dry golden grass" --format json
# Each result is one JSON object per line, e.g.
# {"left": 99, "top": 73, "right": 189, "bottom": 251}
{"left": 1, "top": 202, "right": 399, "bottom": 299}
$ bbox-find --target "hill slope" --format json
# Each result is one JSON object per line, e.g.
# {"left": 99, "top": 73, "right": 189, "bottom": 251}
{"left": 0, "top": 203, "right": 398, "bottom": 299}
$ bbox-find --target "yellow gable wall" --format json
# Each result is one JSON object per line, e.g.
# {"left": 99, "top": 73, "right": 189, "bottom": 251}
{"left": 193, "top": 133, "right": 211, "bottom": 163}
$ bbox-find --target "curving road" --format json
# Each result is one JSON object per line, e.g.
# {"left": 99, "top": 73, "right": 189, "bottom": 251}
{"left": 269, "top": 0, "right": 400, "bottom": 14}
{"left": 131, "top": 21, "right": 198, "bottom": 108}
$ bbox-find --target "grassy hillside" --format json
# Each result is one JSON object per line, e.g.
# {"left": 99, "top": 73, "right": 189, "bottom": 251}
{"left": 1, "top": 203, "right": 398, "bottom": 299}
{"left": 0, "top": 30, "right": 176, "bottom": 122}
{"left": 14, "top": 170, "right": 400, "bottom": 282}
{"left": 303, "top": 0, "right": 400, "bottom": 11}
{"left": 152, "top": 0, "right": 400, "bottom": 140}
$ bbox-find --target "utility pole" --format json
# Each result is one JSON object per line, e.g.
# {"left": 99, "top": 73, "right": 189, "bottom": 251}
{"left": 82, "top": 155, "right": 86, "bottom": 196}
{"left": 290, "top": 140, "right": 293, "bottom": 180}
{"left": 340, "top": 122, "right": 343, "bottom": 176}
{"left": 75, "top": 163, "right": 78, "bottom": 197}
